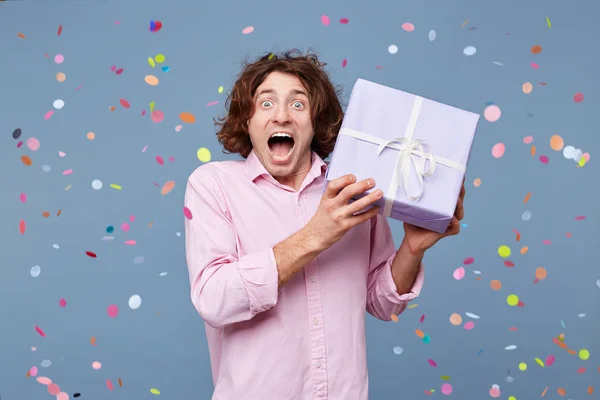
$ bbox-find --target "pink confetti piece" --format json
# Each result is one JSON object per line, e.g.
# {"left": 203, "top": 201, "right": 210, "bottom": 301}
{"left": 542, "top": 240, "right": 552, "bottom": 245}
{"left": 35, "top": 325, "right": 46, "bottom": 337}
{"left": 242, "top": 26, "right": 254, "bottom": 34}
{"left": 523, "top": 135, "right": 534, "bottom": 144}
{"left": 106, "top": 378, "right": 114, "bottom": 391}
{"left": 124, "top": 240, "right": 137, "bottom": 245}
{"left": 575, "top": 216, "right": 586, "bottom": 220}
{"left": 441, "top": 383, "right": 453, "bottom": 395}
{"left": 58, "top": 151, "right": 66, "bottom": 157}
{"left": 37, "top": 376, "right": 52, "bottom": 385}
{"left": 129, "top": 215, "right": 135, "bottom": 222}
{"left": 419, "top": 314, "right": 425, "bottom": 323}
{"left": 402, "top": 22, "right": 415, "bottom": 32}
{"left": 183, "top": 206, "right": 193, "bottom": 220}
{"left": 62, "top": 169, "right": 73, "bottom": 175}
{"left": 110, "top": 65, "right": 116, "bottom": 72}
{"left": 206, "top": 101, "right": 219, "bottom": 106}
{"left": 321, "top": 15, "right": 330, "bottom": 26}
{"left": 463, "top": 257, "right": 474, "bottom": 265}
{"left": 121, "top": 222, "right": 130, "bottom": 232}
{"left": 531, "top": 62, "right": 539, "bottom": 69}
{"left": 58, "top": 392, "right": 70, "bottom": 400}
{"left": 574, "top": 92, "right": 584, "bottom": 103}
{"left": 453, "top": 267, "right": 465, "bottom": 280}
{"left": 142, "top": 143, "right": 149, "bottom": 152}
{"left": 115, "top": 68, "right": 124, "bottom": 75}
{"left": 340, "top": 18, "right": 349, "bottom": 24}
{"left": 175, "top": 125, "right": 183, "bottom": 132}
{"left": 29, "top": 366, "right": 38, "bottom": 376}
{"left": 107, "top": 304, "right": 119, "bottom": 318}
{"left": 546, "top": 355, "right": 555, "bottom": 366}
{"left": 577, "top": 367, "right": 586, "bottom": 374}
{"left": 168, "top": 156, "right": 175, "bottom": 162}
{"left": 342, "top": 59, "right": 347, "bottom": 68}
{"left": 20, "top": 192, "right": 27, "bottom": 203}
{"left": 151, "top": 110, "right": 164, "bottom": 123}
{"left": 44, "top": 111, "right": 54, "bottom": 120}
{"left": 141, "top": 109, "right": 146, "bottom": 116}
{"left": 427, "top": 359, "right": 437, "bottom": 367}
{"left": 59, "top": 298, "right": 67, "bottom": 307}
{"left": 464, "top": 321, "right": 475, "bottom": 330}
{"left": 156, "top": 155, "right": 165, "bottom": 165}
{"left": 75, "top": 85, "right": 82, "bottom": 90}
{"left": 539, "top": 155, "right": 549, "bottom": 164}
{"left": 48, "top": 383, "right": 61, "bottom": 395}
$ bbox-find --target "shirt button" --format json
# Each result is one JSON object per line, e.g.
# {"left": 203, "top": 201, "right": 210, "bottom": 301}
{"left": 309, "top": 276, "right": 315, "bottom": 282}
{"left": 316, "top": 361, "right": 321, "bottom": 369}
{"left": 313, "top": 318, "right": 319, "bottom": 326}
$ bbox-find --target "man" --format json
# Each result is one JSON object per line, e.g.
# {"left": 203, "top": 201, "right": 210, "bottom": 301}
{"left": 184, "top": 49, "right": 465, "bottom": 400}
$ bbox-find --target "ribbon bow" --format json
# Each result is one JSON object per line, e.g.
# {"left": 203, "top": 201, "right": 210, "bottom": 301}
{"left": 376, "top": 136, "right": 436, "bottom": 202}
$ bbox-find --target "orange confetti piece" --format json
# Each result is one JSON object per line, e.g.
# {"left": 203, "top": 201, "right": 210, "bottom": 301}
{"left": 490, "top": 279, "right": 502, "bottom": 290}
{"left": 567, "top": 349, "right": 576, "bottom": 355}
{"left": 541, "top": 386, "right": 548, "bottom": 396}
{"left": 26, "top": 370, "right": 31, "bottom": 377}
{"left": 17, "top": 33, "right": 26, "bottom": 39}
{"left": 461, "top": 19, "right": 469, "bottom": 28}
{"left": 118, "top": 377, "right": 123, "bottom": 387}
{"left": 179, "top": 112, "right": 196, "bottom": 124}
{"left": 531, "top": 145, "right": 536, "bottom": 156}
{"left": 531, "top": 45, "right": 543, "bottom": 54}
{"left": 514, "top": 229, "right": 521, "bottom": 241}
{"left": 557, "top": 387, "right": 566, "bottom": 396}
{"left": 415, "top": 329, "right": 425, "bottom": 338}
{"left": 42, "top": 211, "right": 50, "bottom": 218}
{"left": 19, "top": 219, "right": 26, "bottom": 234}
{"left": 57, "top": 209, "right": 62, "bottom": 217}
{"left": 523, "top": 192, "right": 531, "bottom": 203}
{"left": 555, "top": 341, "right": 567, "bottom": 349}
{"left": 21, "top": 155, "right": 32, "bottom": 166}
{"left": 588, "top": 386, "right": 594, "bottom": 395}
{"left": 520, "top": 246, "right": 528, "bottom": 254}
{"left": 161, "top": 180, "right": 176, "bottom": 195}
{"left": 390, "top": 314, "right": 398, "bottom": 322}
{"left": 535, "top": 267, "right": 547, "bottom": 280}
{"left": 90, "top": 336, "right": 96, "bottom": 346}
{"left": 109, "top": 106, "right": 116, "bottom": 112}
{"left": 57, "top": 25, "right": 63, "bottom": 36}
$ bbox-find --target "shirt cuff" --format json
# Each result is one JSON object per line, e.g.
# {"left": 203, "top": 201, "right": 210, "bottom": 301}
{"left": 237, "top": 248, "right": 280, "bottom": 314}
{"left": 382, "top": 260, "right": 425, "bottom": 303}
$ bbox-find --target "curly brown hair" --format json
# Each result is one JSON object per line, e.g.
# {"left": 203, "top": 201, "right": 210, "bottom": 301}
{"left": 214, "top": 48, "right": 345, "bottom": 160}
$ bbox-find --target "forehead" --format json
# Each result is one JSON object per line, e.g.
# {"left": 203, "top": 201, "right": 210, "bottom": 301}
{"left": 255, "top": 72, "right": 309, "bottom": 98}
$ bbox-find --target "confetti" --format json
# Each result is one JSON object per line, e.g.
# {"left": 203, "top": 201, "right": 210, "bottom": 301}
{"left": 35, "top": 325, "right": 46, "bottom": 337}
{"left": 428, "top": 30, "right": 436, "bottom": 41}
{"left": 149, "top": 20, "right": 162, "bottom": 32}
{"left": 145, "top": 75, "right": 159, "bottom": 86}
{"left": 388, "top": 45, "right": 398, "bottom": 54}
{"left": 128, "top": 294, "right": 142, "bottom": 309}
{"left": 179, "top": 112, "right": 196, "bottom": 124}
{"left": 484, "top": 105, "right": 501, "bottom": 122}
{"left": 161, "top": 181, "right": 175, "bottom": 195}
{"left": 107, "top": 304, "right": 119, "bottom": 318}
{"left": 491, "top": 143, "right": 505, "bottom": 158}
{"left": 463, "top": 46, "right": 476, "bottom": 56}
{"left": 531, "top": 45, "right": 542, "bottom": 54}
{"left": 321, "top": 15, "right": 330, "bottom": 26}
{"left": 402, "top": 22, "right": 414, "bottom": 32}
{"left": 546, "top": 16, "right": 552, "bottom": 28}
{"left": 574, "top": 92, "right": 584, "bottom": 103}
{"left": 197, "top": 147, "right": 211, "bottom": 162}
{"left": 57, "top": 25, "right": 63, "bottom": 36}
{"left": 242, "top": 26, "right": 254, "bottom": 34}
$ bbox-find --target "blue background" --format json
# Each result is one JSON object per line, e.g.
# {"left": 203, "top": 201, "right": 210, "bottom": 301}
{"left": 1, "top": 0, "right": 598, "bottom": 399}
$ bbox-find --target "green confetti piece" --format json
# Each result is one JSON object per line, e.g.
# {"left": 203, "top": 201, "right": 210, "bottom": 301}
{"left": 546, "top": 16, "right": 551, "bottom": 28}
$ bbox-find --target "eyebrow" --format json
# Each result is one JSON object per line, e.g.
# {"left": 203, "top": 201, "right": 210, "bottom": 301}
{"left": 255, "top": 88, "right": 309, "bottom": 99}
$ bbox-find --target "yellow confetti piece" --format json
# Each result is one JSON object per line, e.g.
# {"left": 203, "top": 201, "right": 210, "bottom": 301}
{"left": 546, "top": 16, "right": 551, "bottom": 28}
{"left": 197, "top": 147, "right": 211, "bottom": 163}
{"left": 498, "top": 245, "right": 511, "bottom": 258}
{"left": 508, "top": 396, "right": 516, "bottom": 400}
{"left": 518, "top": 362, "right": 527, "bottom": 371}
{"left": 578, "top": 157, "right": 586, "bottom": 167}
{"left": 579, "top": 348, "right": 590, "bottom": 360}
{"left": 218, "top": 86, "right": 224, "bottom": 93}
{"left": 150, "top": 388, "right": 160, "bottom": 395}
{"left": 155, "top": 54, "right": 165, "bottom": 63}
{"left": 440, "top": 375, "right": 450, "bottom": 380}
{"left": 110, "top": 184, "right": 122, "bottom": 190}
{"left": 149, "top": 101, "right": 155, "bottom": 113}
{"left": 407, "top": 303, "right": 418, "bottom": 308}
{"left": 535, "top": 357, "right": 545, "bottom": 367}
{"left": 507, "top": 294, "right": 519, "bottom": 306}
{"left": 65, "top": 184, "right": 72, "bottom": 191}
{"left": 148, "top": 57, "right": 156, "bottom": 68}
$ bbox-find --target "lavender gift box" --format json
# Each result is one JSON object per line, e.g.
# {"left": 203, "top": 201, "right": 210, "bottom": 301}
{"left": 324, "top": 78, "right": 480, "bottom": 234}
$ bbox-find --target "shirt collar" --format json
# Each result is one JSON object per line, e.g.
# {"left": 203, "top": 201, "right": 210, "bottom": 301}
{"left": 244, "top": 148, "right": 328, "bottom": 184}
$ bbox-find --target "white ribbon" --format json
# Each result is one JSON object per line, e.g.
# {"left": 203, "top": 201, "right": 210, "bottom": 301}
{"left": 338, "top": 95, "right": 466, "bottom": 217}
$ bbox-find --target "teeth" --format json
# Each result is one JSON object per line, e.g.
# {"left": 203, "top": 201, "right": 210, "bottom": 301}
{"left": 271, "top": 132, "right": 292, "bottom": 138}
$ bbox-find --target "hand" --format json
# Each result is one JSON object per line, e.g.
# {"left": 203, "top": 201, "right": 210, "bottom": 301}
{"left": 305, "top": 174, "right": 382, "bottom": 251}
{"left": 402, "top": 178, "right": 466, "bottom": 256}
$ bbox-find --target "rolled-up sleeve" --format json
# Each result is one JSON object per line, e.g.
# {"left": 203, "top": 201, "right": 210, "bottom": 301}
{"left": 184, "top": 167, "right": 279, "bottom": 329}
{"left": 365, "top": 214, "right": 424, "bottom": 321}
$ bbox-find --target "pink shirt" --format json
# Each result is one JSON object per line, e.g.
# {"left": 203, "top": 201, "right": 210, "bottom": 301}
{"left": 184, "top": 149, "right": 424, "bottom": 400}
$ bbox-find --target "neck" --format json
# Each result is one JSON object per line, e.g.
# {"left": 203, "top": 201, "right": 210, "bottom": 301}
{"left": 274, "top": 151, "right": 313, "bottom": 191}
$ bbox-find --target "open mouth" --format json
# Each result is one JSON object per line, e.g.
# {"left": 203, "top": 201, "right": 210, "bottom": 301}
{"left": 267, "top": 134, "right": 295, "bottom": 160}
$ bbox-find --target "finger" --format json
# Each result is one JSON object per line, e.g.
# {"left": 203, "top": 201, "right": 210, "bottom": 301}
{"left": 459, "top": 183, "right": 466, "bottom": 200}
{"left": 324, "top": 174, "right": 356, "bottom": 199}
{"left": 349, "top": 203, "right": 380, "bottom": 226}
{"left": 447, "top": 217, "right": 460, "bottom": 235}
{"left": 455, "top": 197, "right": 464, "bottom": 220}
{"left": 337, "top": 177, "right": 374, "bottom": 205}
{"left": 344, "top": 188, "right": 383, "bottom": 217}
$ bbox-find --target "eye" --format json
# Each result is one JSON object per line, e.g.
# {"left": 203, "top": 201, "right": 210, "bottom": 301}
{"left": 261, "top": 100, "right": 272, "bottom": 107}
{"left": 292, "top": 101, "right": 304, "bottom": 109}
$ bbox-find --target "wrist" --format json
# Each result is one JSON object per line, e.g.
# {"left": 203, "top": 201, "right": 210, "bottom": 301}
{"left": 400, "top": 238, "right": 426, "bottom": 259}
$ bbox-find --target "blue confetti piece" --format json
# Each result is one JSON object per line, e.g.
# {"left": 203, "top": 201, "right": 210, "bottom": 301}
{"left": 477, "top": 349, "right": 483, "bottom": 355}
{"left": 560, "top": 320, "right": 565, "bottom": 328}
{"left": 161, "top": 66, "right": 170, "bottom": 72}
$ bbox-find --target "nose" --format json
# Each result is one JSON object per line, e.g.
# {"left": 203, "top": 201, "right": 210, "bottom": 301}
{"left": 273, "top": 105, "right": 292, "bottom": 124}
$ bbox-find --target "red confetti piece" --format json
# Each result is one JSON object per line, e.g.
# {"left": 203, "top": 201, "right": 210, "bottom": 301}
{"left": 340, "top": 18, "right": 349, "bottom": 24}
{"left": 575, "top": 216, "right": 586, "bottom": 220}
{"left": 513, "top": 228, "right": 521, "bottom": 241}
{"left": 419, "top": 314, "right": 425, "bottom": 323}
{"left": 57, "top": 25, "right": 62, "bottom": 36}
{"left": 19, "top": 219, "right": 26, "bottom": 234}
{"left": 156, "top": 156, "right": 164, "bottom": 165}
{"left": 574, "top": 92, "right": 584, "bottom": 103}
{"left": 106, "top": 379, "right": 114, "bottom": 391}
{"left": 427, "top": 359, "right": 437, "bottom": 367}
{"left": 35, "top": 325, "right": 46, "bottom": 337}
{"left": 463, "top": 257, "right": 474, "bottom": 265}
{"left": 517, "top": 300, "right": 525, "bottom": 307}
{"left": 86, "top": 251, "right": 97, "bottom": 258}
{"left": 120, "top": 98, "right": 131, "bottom": 108}
{"left": 116, "top": 68, "right": 124, "bottom": 75}
{"left": 504, "top": 260, "right": 515, "bottom": 267}
{"left": 342, "top": 59, "right": 347, "bottom": 68}
{"left": 577, "top": 367, "right": 586, "bottom": 374}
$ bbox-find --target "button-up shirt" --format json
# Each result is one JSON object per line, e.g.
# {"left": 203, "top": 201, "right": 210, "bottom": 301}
{"left": 184, "top": 149, "right": 424, "bottom": 400}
